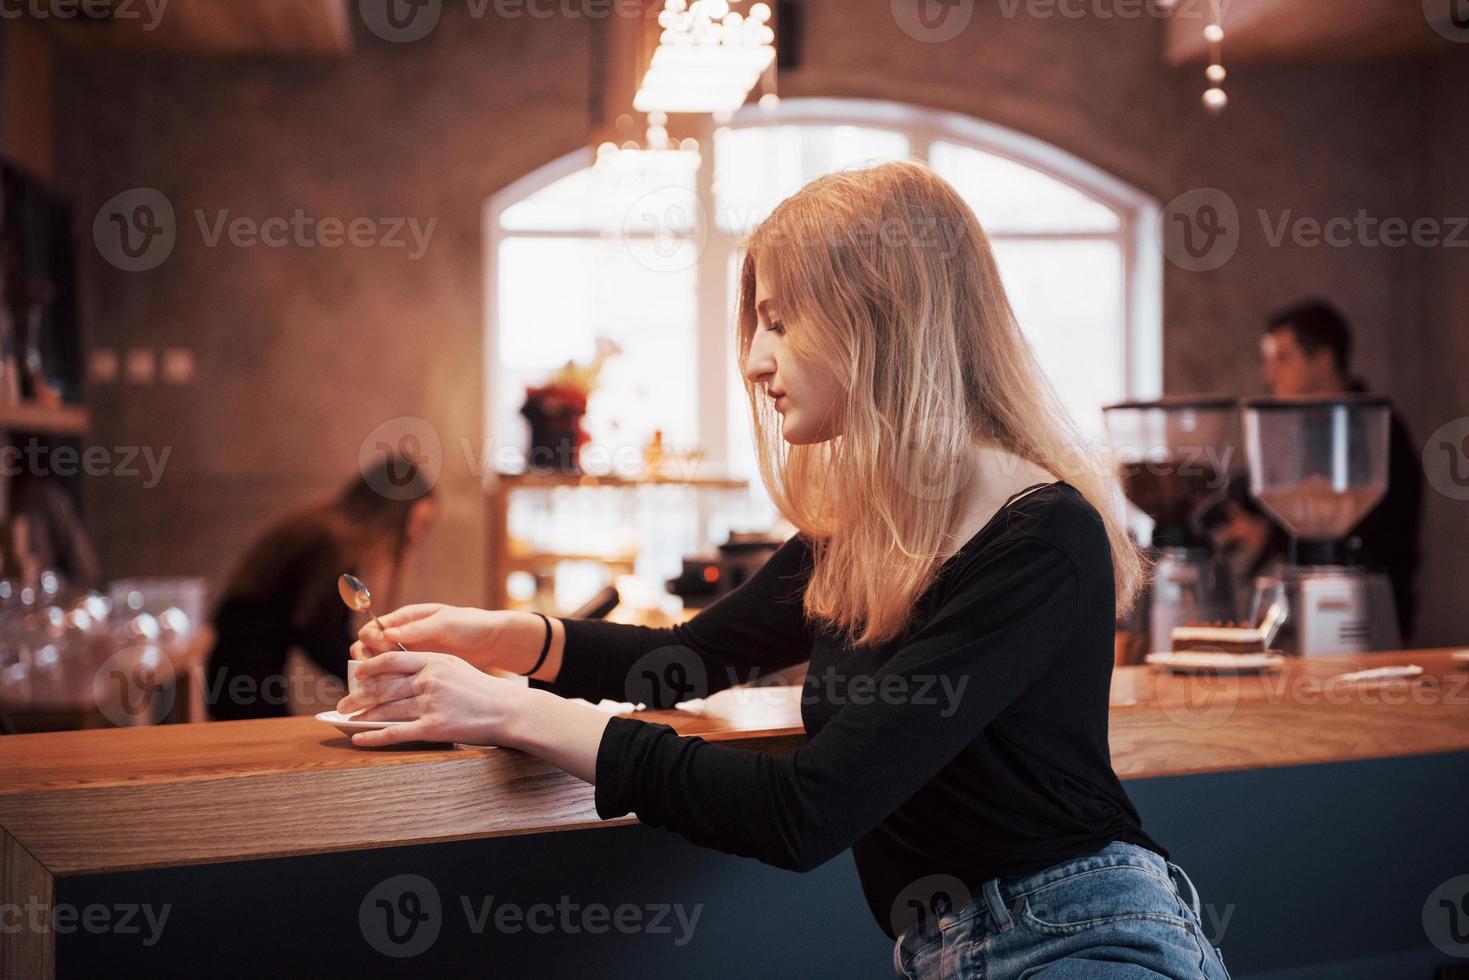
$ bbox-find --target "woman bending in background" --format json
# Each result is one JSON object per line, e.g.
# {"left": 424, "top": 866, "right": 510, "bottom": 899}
{"left": 205, "top": 457, "right": 435, "bottom": 720}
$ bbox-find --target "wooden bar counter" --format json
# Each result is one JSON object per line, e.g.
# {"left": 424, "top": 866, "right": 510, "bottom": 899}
{"left": 4, "top": 648, "right": 1468, "bottom": 977}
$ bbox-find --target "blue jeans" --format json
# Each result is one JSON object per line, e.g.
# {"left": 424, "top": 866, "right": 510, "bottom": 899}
{"left": 893, "top": 842, "right": 1231, "bottom": 978}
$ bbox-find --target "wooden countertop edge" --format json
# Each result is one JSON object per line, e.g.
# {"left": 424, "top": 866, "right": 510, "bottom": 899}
{"left": 0, "top": 722, "right": 809, "bottom": 795}
{"left": 0, "top": 731, "right": 808, "bottom": 877}
{"left": 2, "top": 651, "right": 1465, "bottom": 878}
{"left": 1109, "top": 697, "right": 1469, "bottom": 780}
{"left": 5, "top": 698, "right": 1467, "bottom": 877}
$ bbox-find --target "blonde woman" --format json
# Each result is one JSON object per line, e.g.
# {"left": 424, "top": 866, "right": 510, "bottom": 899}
{"left": 343, "top": 162, "right": 1231, "bottom": 979}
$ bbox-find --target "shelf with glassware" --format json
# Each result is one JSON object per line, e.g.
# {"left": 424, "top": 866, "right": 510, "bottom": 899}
{"left": 485, "top": 467, "right": 749, "bottom": 613}
{"left": 488, "top": 339, "right": 751, "bottom": 612}
{"left": 0, "top": 159, "right": 92, "bottom": 589}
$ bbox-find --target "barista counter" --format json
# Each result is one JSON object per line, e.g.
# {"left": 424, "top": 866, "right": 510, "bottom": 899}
{"left": 4, "top": 648, "right": 1468, "bottom": 978}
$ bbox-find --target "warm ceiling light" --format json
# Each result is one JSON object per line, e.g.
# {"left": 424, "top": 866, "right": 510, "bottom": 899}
{"left": 634, "top": 0, "right": 775, "bottom": 115}
{"left": 1198, "top": 0, "right": 1228, "bottom": 114}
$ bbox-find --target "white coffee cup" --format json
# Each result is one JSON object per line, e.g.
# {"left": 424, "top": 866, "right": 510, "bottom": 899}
{"left": 346, "top": 659, "right": 364, "bottom": 697}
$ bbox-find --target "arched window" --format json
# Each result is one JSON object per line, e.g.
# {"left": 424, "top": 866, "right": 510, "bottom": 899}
{"left": 484, "top": 99, "right": 1161, "bottom": 601}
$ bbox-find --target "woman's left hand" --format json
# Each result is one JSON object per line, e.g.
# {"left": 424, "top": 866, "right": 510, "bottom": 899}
{"left": 336, "top": 650, "right": 528, "bottom": 748}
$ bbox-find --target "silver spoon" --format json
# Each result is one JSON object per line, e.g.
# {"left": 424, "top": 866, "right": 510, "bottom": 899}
{"left": 338, "top": 573, "right": 407, "bottom": 651}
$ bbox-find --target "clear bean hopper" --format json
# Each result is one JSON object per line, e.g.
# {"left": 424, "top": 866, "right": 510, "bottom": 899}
{"left": 1243, "top": 396, "right": 1400, "bottom": 655}
{"left": 1103, "top": 397, "right": 1242, "bottom": 654}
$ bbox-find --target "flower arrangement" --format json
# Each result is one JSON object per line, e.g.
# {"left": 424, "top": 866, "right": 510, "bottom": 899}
{"left": 520, "top": 337, "right": 621, "bottom": 473}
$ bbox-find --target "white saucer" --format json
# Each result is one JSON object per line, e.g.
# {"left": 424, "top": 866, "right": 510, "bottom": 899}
{"left": 315, "top": 710, "right": 413, "bottom": 736}
{"left": 1145, "top": 651, "right": 1286, "bottom": 673}
{"left": 1451, "top": 650, "right": 1469, "bottom": 664}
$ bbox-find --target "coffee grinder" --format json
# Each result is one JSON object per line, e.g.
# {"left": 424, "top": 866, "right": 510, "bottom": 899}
{"left": 1103, "top": 397, "right": 1241, "bottom": 654}
{"left": 1243, "top": 396, "right": 1400, "bottom": 656}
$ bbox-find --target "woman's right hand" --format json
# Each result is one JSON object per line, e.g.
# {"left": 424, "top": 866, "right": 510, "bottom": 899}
{"left": 352, "top": 603, "right": 506, "bottom": 670}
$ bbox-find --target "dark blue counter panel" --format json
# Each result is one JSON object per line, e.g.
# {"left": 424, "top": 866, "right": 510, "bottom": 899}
{"left": 55, "top": 751, "right": 1469, "bottom": 978}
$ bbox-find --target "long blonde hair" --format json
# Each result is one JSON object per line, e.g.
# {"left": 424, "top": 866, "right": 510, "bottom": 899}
{"left": 735, "top": 161, "right": 1143, "bottom": 648}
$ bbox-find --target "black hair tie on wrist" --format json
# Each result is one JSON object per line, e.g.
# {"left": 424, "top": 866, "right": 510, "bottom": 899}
{"left": 523, "top": 612, "right": 552, "bottom": 677}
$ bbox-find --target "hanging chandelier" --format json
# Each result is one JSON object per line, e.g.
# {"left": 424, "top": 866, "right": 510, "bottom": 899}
{"left": 633, "top": 0, "right": 776, "bottom": 115}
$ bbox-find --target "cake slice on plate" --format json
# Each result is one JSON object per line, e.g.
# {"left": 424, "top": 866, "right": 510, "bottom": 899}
{"left": 1170, "top": 623, "right": 1268, "bottom": 654}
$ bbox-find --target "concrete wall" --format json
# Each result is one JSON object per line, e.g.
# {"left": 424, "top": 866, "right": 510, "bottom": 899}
{"left": 58, "top": 8, "right": 594, "bottom": 608}
{"left": 49, "top": 4, "right": 1468, "bottom": 640}
{"left": 0, "top": 19, "right": 54, "bottom": 180}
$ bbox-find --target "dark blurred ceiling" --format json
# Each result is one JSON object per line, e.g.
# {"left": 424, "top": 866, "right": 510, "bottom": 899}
{"left": 24, "top": 0, "right": 354, "bottom": 56}
{"left": 1166, "top": 0, "right": 1465, "bottom": 63}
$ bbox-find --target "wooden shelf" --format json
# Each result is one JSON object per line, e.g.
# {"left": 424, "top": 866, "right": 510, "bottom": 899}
{"left": 493, "top": 469, "right": 747, "bottom": 491}
{"left": 486, "top": 469, "right": 749, "bottom": 609}
{"left": 505, "top": 552, "right": 638, "bottom": 568}
{"left": 0, "top": 403, "right": 88, "bottom": 436}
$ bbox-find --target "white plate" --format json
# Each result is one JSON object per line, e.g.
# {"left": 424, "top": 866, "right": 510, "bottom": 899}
{"left": 315, "top": 710, "right": 413, "bottom": 735}
{"left": 1146, "top": 651, "right": 1286, "bottom": 673}
{"left": 1451, "top": 650, "right": 1469, "bottom": 664}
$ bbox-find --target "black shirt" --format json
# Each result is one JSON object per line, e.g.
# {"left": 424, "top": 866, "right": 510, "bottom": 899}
{"left": 537, "top": 482, "right": 1163, "bottom": 937}
{"left": 1343, "top": 387, "right": 1422, "bottom": 638}
{"left": 205, "top": 532, "right": 355, "bottom": 721}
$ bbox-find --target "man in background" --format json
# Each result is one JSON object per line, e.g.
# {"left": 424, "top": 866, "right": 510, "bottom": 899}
{"left": 1255, "top": 298, "right": 1423, "bottom": 639}
{"left": 1199, "top": 477, "right": 1291, "bottom": 621}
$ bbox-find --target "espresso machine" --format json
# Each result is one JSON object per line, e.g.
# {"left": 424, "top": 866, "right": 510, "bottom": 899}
{"left": 1104, "top": 398, "right": 1242, "bottom": 654}
{"left": 1243, "top": 396, "right": 1400, "bottom": 656}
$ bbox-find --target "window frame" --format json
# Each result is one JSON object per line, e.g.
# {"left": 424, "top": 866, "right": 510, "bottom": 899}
{"left": 484, "top": 98, "right": 1162, "bottom": 484}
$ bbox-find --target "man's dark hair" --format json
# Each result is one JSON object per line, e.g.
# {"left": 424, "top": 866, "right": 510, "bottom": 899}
{"left": 1265, "top": 299, "right": 1352, "bottom": 376}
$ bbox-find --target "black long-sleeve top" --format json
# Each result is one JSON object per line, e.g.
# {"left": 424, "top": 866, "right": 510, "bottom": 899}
{"left": 535, "top": 482, "right": 1164, "bottom": 936}
{"left": 205, "top": 530, "right": 355, "bottom": 721}
{"left": 1344, "top": 394, "right": 1423, "bottom": 638}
